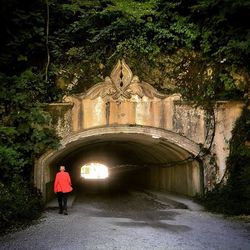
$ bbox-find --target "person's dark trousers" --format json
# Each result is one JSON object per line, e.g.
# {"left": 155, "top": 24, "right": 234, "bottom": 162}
{"left": 57, "top": 192, "right": 68, "bottom": 214}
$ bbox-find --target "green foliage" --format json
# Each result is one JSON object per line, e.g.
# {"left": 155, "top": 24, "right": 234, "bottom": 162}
{"left": 0, "top": 179, "right": 43, "bottom": 234}
{"left": 42, "top": 0, "right": 249, "bottom": 102}
{"left": 0, "top": 0, "right": 60, "bottom": 231}
{"left": 0, "top": 71, "right": 59, "bottom": 231}
{"left": 102, "top": 0, "right": 157, "bottom": 21}
{"left": 0, "top": 70, "right": 59, "bottom": 182}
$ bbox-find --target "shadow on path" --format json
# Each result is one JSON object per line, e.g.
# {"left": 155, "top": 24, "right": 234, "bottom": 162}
{"left": 74, "top": 189, "right": 191, "bottom": 233}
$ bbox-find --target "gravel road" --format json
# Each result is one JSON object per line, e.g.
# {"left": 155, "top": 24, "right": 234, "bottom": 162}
{"left": 0, "top": 190, "right": 249, "bottom": 250}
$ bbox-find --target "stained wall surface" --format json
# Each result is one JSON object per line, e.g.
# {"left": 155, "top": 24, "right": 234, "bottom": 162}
{"left": 36, "top": 60, "right": 244, "bottom": 200}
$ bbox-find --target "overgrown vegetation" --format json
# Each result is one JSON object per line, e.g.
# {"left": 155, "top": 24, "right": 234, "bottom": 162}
{"left": 0, "top": 179, "right": 43, "bottom": 234}
{"left": 47, "top": 0, "right": 250, "bottom": 103}
{"left": 0, "top": 0, "right": 59, "bottom": 233}
{"left": 0, "top": 0, "right": 249, "bottom": 232}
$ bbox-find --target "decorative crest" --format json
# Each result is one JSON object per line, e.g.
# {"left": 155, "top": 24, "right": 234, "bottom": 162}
{"left": 82, "top": 59, "right": 165, "bottom": 100}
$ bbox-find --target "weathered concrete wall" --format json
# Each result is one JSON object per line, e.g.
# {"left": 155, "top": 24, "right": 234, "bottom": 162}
{"left": 53, "top": 96, "right": 243, "bottom": 183}
{"left": 46, "top": 103, "right": 73, "bottom": 138}
{"left": 146, "top": 161, "right": 202, "bottom": 196}
{"left": 37, "top": 60, "right": 244, "bottom": 199}
{"left": 46, "top": 98, "right": 243, "bottom": 195}
{"left": 212, "top": 101, "right": 244, "bottom": 182}
{"left": 62, "top": 94, "right": 207, "bottom": 145}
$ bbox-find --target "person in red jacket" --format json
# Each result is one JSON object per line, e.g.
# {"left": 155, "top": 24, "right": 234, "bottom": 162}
{"left": 54, "top": 166, "right": 73, "bottom": 215}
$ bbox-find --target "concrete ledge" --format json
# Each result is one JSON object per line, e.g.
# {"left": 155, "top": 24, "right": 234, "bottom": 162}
{"left": 144, "top": 190, "right": 204, "bottom": 211}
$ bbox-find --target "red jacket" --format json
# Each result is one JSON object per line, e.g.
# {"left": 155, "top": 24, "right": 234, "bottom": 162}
{"left": 54, "top": 171, "right": 73, "bottom": 193}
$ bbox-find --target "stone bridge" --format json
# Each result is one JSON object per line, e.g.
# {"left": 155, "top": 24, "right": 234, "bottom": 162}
{"left": 35, "top": 60, "right": 243, "bottom": 200}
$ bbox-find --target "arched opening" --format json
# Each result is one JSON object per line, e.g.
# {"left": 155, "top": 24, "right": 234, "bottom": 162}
{"left": 35, "top": 126, "right": 203, "bottom": 201}
{"left": 80, "top": 163, "right": 109, "bottom": 179}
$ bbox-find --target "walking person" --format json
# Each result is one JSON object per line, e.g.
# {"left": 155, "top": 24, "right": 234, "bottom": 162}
{"left": 54, "top": 165, "right": 73, "bottom": 215}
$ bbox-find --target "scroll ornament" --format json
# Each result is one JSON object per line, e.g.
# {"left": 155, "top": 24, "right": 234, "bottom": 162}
{"left": 80, "top": 59, "right": 166, "bottom": 101}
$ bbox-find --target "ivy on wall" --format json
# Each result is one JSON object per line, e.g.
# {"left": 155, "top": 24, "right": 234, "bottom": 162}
{"left": 200, "top": 103, "right": 250, "bottom": 215}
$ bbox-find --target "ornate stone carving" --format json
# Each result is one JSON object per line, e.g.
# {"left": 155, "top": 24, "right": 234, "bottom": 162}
{"left": 81, "top": 59, "right": 166, "bottom": 100}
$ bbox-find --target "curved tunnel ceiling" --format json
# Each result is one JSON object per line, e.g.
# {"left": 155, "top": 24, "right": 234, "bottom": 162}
{"left": 49, "top": 132, "right": 196, "bottom": 170}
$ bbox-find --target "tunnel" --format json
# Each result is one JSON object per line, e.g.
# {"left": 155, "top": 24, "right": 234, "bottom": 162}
{"left": 36, "top": 126, "right": 203, "bottom": 201}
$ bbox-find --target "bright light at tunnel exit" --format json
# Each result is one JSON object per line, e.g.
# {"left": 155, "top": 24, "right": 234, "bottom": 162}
{"left": 81, "top": 163, "right": 109, "bottom": 179}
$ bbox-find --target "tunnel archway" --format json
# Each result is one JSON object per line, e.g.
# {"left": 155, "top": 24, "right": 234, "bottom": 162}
{"left": 35, "top": 125, "right": 203, "bottom": 201}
